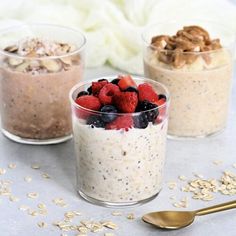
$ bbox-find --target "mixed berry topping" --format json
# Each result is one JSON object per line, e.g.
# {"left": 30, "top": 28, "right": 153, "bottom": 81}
{"left": 74, "top": 75, "right": 167, "bottom": 130}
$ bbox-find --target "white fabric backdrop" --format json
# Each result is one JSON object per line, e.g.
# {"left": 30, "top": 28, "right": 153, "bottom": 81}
{"left": 0, "top": 0, "right": 235, "bottom": 74}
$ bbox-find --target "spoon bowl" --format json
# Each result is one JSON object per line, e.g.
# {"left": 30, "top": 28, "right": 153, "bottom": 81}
{"left": 142, "top": 200, "right": 236, "bottom": 230}
{"left": 142, "top": 211, "right": 195, "bottom": 229}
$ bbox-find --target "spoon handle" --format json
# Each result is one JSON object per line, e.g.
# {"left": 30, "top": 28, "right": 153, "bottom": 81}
{"left": 195, "top": 200, "right": 236, "bottom": 216}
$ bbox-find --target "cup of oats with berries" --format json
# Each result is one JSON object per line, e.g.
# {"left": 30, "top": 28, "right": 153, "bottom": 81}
{"left": 142, "top": 21, "right": 235, "bottom": 138}
{"left": 0, "top": 24, "right": 86, "bottom": 144}
{"left": 70, "top": 75, "right": 170, "bottom": 206}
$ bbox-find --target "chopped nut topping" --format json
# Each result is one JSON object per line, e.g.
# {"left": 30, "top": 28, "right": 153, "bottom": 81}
{"left": 151, "top": 25, "right": 222, "bottom": 68}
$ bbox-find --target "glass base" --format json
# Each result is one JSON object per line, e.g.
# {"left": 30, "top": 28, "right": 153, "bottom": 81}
{"left": 2, "top": 128, "right": 72, "bottom": 145}
{"left": 167, "top": 127, "right": 225, "bottom": 140}
{"left": 78, "top": 189, "right": 160, "bottom": 208}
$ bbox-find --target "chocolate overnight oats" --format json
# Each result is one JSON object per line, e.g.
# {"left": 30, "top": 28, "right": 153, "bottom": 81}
{"left": 0, "top": 24, "right": 85, "bottom": 144}
{"left": 70, "top": 75, "right": 170, "bottom": 206}
{"left": 143, "top": 24, "right": 234, "bottom": 138}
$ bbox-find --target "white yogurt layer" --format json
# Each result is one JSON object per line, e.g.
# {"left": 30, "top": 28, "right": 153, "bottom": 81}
{"left": 144, "top": 49, "right": 233, "bottom": 137}
{"left": 73, "top": 117, "right": 168, "bottom": 203}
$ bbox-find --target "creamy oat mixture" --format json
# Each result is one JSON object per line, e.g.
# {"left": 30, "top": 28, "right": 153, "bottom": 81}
{"left": 144, "top": 25, "right": 233, "bottom": 137}
{"left": 73, "top": 117, "right": 168, "bottom": 203}
{"left": 0, "top": 38, "right": 83, "bottom": 140}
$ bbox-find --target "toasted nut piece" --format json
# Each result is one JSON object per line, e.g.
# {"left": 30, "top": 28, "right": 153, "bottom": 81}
{"left": 151, "top": 35, "right": 169, "bottom": 50}
{"left": 8, "top": 58, "right": 23, "bottom": 66}
{"left": 158, "top": 52, "right": 173, "bottom": 64}
{"left": 173, "top": 50, "right": 186, "bottom": 68}
{"left": 41, "top": 60, "right": 61, "bottom": 72}
{"left": 183, "top": 25, "right": 210, "bottom": 41}
{"left": 4, "top": 45, "right": 18, "bottom": 53}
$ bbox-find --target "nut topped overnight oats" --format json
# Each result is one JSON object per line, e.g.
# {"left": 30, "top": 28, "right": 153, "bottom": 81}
{"left": 70, "top": 75, "right": 170, "bottom": 206}
{"left": 143, "top": 22, "right": 235, "bottom": 138}
{"left": 0, "top": 24, "right": 85, "bottom": 144}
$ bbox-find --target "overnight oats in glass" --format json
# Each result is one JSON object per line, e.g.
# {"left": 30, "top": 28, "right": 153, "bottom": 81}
{"left": 0, "top": 24, "right": 86, "bottom": 144}
{"left": 70, "top": 75, "right": 170, "bottom": 206}
{"left": 143, "top": 22, "right": 235, "bottom": 138}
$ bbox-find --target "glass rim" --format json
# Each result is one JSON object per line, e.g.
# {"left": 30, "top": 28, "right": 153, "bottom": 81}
{"left": 0, "top": 23, "right": 86, "bottom": 60}
{"left": 69, "top": 75, "right": 170, "bottom": 116}
{"left": 141, "top": 19, "right": 236, "bottom": 55}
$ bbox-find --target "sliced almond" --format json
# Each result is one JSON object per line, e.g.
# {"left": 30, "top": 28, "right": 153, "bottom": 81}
{"left": 8, "top": 58, "right": 23, "bottom": 66}
{"left": 60, "top": 57, "right": 72, "bottom": 65}
{"left": 4, "top": 45, "right": 18, "bottom": 53}
{"left": 41, "top": 60, "right": 61, "bottom": 72}
{"left": 15, "top": 62, "right": 29, "bottom": 72}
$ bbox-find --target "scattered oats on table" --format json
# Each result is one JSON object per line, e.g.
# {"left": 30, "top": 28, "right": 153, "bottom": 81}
{"left": 9, "top": 195, "right": 19, "bottom": 202}
{"left": 24, "top": 176, "right": 32, "bottom": 182}
{"left": 178, "top": 175, "right": 187, "bottom": 181}
{"left": 111, "top": 211, "right": 122, "bottom": 216}
{"left": 8, "top": 163, "right": 16, "bottom": 169}
{"left": 101, "top": 221, "right": 118, "bottom": 230}
{"left": 167, "top": 181, "right": 177, "bottom": 190}
{"left": 37, "top": 221, "right": 47, "bottom": 228}
{"left": 213, "top": 160, "right": 223, "bottom": 165}
{"left": 0, "top": 168, "right": 6, "bottom": 175}
{"left": 104, "top": 233, "right": 115, "bottom": 236}
{"left": 52, "top": 198, "right": 67, "bottom": 207}
{"left": 126, "top": 213, "right": 135, "bottom": 220}
{"left": 19, "top": 205, "right": 29, "bottom": 211}
{"left": 31, "top": 164, "right": 40, "bottom": 169}
{"left": 27, "top": 192, "right": 39, "bottom": 199}
{"left": 42, "top": 173, "right": 50, "bottom": 179}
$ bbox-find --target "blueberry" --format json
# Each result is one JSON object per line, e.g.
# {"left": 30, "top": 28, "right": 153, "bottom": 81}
{"left": 111, "top": 78, "right": 120, "bottom": 85}
{"left": 123, "top": 86, "right": 138, "bottom": 93}
{"left": 158, "top": 94, "right": 166, "bottom": 100}
{"left": 86, "top": 115, "right": 105, "bottom": 128}
{"left": 98, "top": 78, "right": 108, "bottom": 82}
{"left": 100, "top": 105, "right": 117, "bottom": 123}
{"left": 76, "top": 91, "right": 89, "bottom": 98}
{"left": 136, "top": 100, "right": 159, "bottom": 123}
{"left": 133, "top": 113, "right": 149, "bottom": 129}
{"left": 87, "top": 86, "right": 92, "bottom": 94}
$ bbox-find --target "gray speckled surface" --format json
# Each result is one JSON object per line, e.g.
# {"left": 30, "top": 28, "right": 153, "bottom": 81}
{"left": 0, "top": 66, "right": 236, "bottom": 236}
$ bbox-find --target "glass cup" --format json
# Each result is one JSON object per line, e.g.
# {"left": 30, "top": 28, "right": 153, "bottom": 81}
{"left": 70, "top": 76, "right": 170, "bottom": 207}
{"left": 142, "top": 21, "right": 235, "bottom": 138}
{"left": 0, "top": 24, "right": 86, "bottom": 144}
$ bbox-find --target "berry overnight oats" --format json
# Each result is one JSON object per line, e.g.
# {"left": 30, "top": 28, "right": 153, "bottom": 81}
{"left": 0, "top": 24, "right": 85, "bottom": 144}
{"left": 143, "top": 24, "right": 235, "bottom": 138}
{"left": 70, "top": 75, "right": 170, "bottom": 206}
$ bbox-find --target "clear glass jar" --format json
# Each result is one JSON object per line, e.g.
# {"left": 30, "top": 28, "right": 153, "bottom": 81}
{"left": 0, "top": 24, "right": 86, "bottom": 144}
{"left": 70, "top": 76, "right": 170, "bottom": 207}
{"left": 142, "top": 21, "right": 235, "bottom": 138}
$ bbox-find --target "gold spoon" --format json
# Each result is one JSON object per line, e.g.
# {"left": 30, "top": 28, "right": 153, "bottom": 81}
{"left": 142, "top": 200, "right": 236, "bottom": 230}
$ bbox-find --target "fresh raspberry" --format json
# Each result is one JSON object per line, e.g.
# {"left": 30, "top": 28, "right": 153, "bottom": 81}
{"left": 74, "top": 95, "right": 101, "bottom": 119}
{"left": 92, "top": 80, "right": 108, "bottom": 96}
{"left": 106, "top": 116, "right": 133, "bottom": 131}
{"left": 118, "top": 75, "right": 137, "bottom": 91}
{"left": 138, "top": 83, "right": 159, "bottom": 104}
{"left": 113, "top": 91, "right": 138, "bottom": 113}
{"left": 75, "top": 95, "right": 101, "bottom": 111}
{"left": 98, "top": 83, "right": 120, "bottom": 105}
